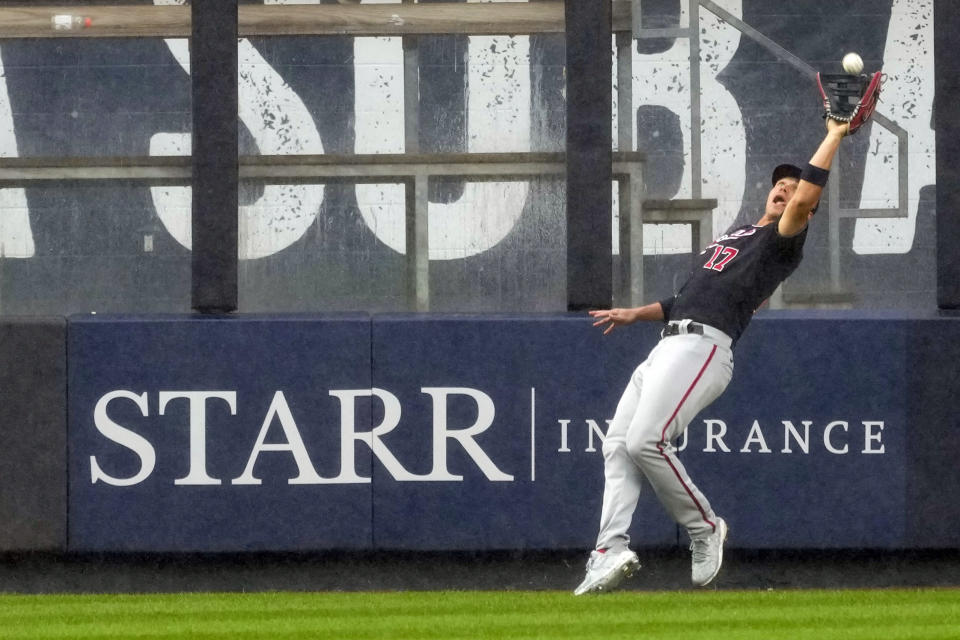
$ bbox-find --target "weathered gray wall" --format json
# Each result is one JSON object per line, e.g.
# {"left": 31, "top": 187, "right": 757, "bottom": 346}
{"left": 0, "top": 0, "right": 937, "bottom": 314}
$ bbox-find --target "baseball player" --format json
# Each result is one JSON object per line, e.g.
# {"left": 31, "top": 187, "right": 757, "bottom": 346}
{"left": 574, "top": 116, "right": 852, "bottom": 594}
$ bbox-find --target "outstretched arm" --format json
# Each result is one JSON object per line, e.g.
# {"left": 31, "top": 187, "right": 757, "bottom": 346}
{"left": 779, "top": 118, "right": 848, "bottom": 237}
{"left": 589, "top": 302, "right": 665, "bottom": 335}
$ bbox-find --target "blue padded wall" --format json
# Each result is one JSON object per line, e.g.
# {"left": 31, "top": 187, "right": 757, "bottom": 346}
{"left": 60, "top": 311, "right": 960, "bottom": 551}
{"left": 67, "top": 314, "right": 372, "bottom": 552}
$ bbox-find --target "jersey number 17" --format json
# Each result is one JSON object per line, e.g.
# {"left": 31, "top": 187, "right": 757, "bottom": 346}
{"left": 703, "top": 244, "right": 739, "bottom": 272}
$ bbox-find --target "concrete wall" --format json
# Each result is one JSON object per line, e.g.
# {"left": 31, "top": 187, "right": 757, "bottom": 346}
{"left": 0, "top": 0, "right": 938, "bottom": 314}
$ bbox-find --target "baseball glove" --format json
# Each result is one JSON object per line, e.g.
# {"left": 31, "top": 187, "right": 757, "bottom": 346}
{"left": 816, "top": 71, "right": 884, "bottom": 134}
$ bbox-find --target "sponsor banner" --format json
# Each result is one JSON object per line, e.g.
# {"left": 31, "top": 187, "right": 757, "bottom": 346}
{"left": 686, "top": 316, "right": 907, "bottom": 548}
{"left": 68, "top": 314, "right": 373, "bottom": 552}
{"left": 370, "top": 314, "right": 907, "bottom": 550}
{"left": 369, "top": 314, "right": 676, "bottom": 550}
{"left": 67, "top": 313, "right": 910, "bottom": 552}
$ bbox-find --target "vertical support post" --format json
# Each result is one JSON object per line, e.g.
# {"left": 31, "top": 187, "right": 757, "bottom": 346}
{"left": 628, "top": 164, "right": 645, "bottom": 306}
{"left": 631, "top": 0, "right": 643, "bottom": 37}
{"left": 406, "top": 173, "right": 429, "bottom": 311}
{"left": 696, "top": 208, "right": 712, "bottom": 252}
{"left": 615, "top": 32, "right": 633, "bottom": 306}
{"left": 935, "top": 0, "right": 960, "bottom": 309}
{"left": 616, "top": 178, "right": 630, "bottom": 306}
{"left": 565, "top": 0, "right": 613, "bottom": 310}
{"left": 616, "top": 32, "right": 633, "bottom": 152}
{"left": 688, "top": 0, "right": 702, "bottom": 199}
{"left": 691, "top": 220, "right": 702, "bottom": 255}
{"left": 768, "top": 285, "right": 785, "bottom": 309}
{"left": 402, "top": 0, "right": 422, "bottom": 308}
{"left": 403, "top": 35, "right": 420, "bottom": 153}
{"left": 828, "top": 162, "right": 842, "bottom": 291}
{"left": 191, "top": 0, "right": 238, "bottom": 313}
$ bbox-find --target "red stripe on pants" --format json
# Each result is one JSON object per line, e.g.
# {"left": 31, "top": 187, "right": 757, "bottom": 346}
{"left": 656, "top": 344, "right": 718, "bottom": 532}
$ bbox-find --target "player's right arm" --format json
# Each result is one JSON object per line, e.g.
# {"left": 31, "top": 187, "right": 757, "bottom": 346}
{"left": 779, "top": 118, "right": 848, "bottom": 237}
{"left": 589, "top": 302, "right": 665, "bottom": 335}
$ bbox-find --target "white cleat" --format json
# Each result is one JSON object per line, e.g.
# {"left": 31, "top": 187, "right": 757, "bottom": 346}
{"left": 690, "top": 517, "right": 728, "bottom": 587}
{"left": 573, "top": 549, "right": 641, "bottom": 595}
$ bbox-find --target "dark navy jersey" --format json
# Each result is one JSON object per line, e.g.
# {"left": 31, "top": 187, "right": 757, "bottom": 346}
{"left": 661, "top": 223, "right": 808, "bottom": 344}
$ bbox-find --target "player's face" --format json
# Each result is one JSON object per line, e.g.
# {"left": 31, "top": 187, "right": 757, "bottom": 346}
{"left": 765, "top": 177, "right": 800, "bottom": 218}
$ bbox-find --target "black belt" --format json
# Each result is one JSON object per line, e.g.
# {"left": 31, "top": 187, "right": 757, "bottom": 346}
{"left": 660, "top": 322, "right": 704, "bottom": 339}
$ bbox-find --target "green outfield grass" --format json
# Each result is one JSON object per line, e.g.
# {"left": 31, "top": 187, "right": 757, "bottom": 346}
{"left": 1, "top": 589, "right": 958, "bottom": 639}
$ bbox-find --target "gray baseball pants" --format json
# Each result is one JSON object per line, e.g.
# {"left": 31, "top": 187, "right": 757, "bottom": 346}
{"left": 595, "top": 323, "right": 734, "bottom": 550}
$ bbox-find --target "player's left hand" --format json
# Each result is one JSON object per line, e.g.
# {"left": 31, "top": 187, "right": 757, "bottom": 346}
{"left": 825, "top": 117, "right": 849, "bottom": 138}
{"left": 589, "top": 308, "right": 639, "bottom": 335}
{"left": 817, "top": 70, "right": 883, "bottom": 135}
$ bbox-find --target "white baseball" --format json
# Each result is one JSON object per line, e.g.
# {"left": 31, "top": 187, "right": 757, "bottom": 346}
{"left": 842, "top": 52, "right": 864, "bottom": 74}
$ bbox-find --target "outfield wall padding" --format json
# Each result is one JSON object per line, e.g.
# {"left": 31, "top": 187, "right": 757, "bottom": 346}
{"left": 906, "top": 315, "right": 960, "bottom": 547}
{"left": 368, "top": 314, "right": 675, "bottom": 550}
{"left": 59, "top": 311, "right": 960, "bottom": 552}
{"left": 67, "top": 314, "right": 372, "bottom": 552}
{"left": 0, "top": 317, "right": 67, "bottom": 551}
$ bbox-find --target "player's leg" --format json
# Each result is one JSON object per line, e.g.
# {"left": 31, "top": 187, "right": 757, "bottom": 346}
{"left": 623, "top": 334, "right": 733, "bottom": 585}
{"left": 573, "top": 354, "right": 655, "bottom": 595}
{"left": 595, "top": 359, "right": 648, "bottom": 552}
